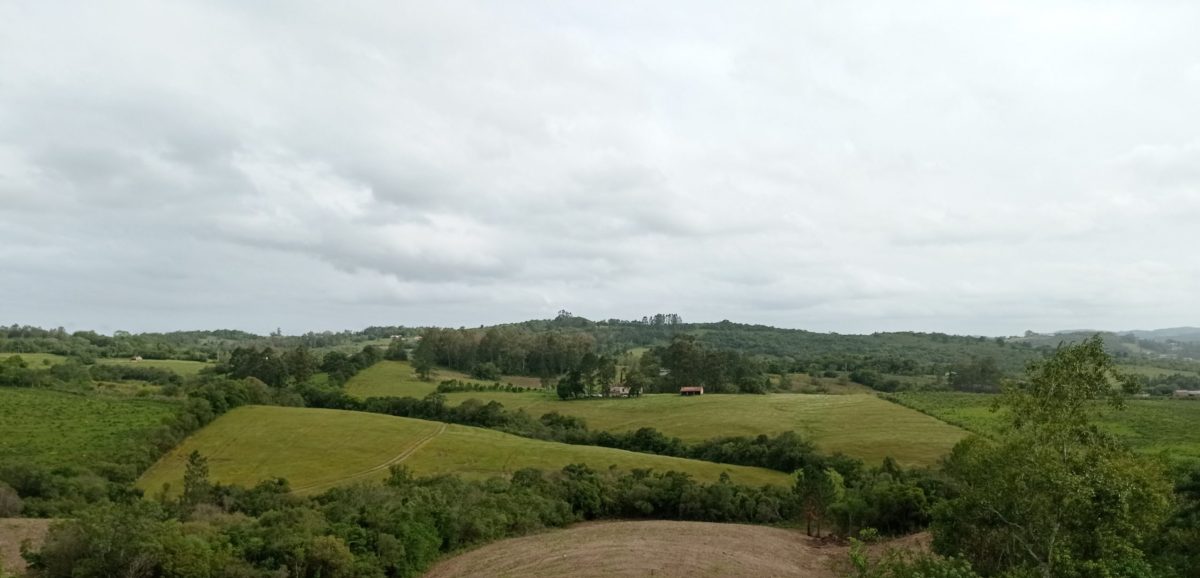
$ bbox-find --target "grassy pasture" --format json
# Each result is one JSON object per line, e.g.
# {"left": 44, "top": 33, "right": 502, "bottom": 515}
{"left": 1117, "top": 364, "right": 1200, "bottom": 379}
{"left": 891, "top": 392, "right": 1200, "bottom": 464}
{"left": 345, "top": 361, "right": 541, "bottom": 399}
{"left": 0, "top": 353, "right": 67, "bottom": 367}
{"left": 0, "top": 388, "right": 178, "bottom": 470}
{"left": 137, "top": 406, "right": 789, "bottom": 496}
{"left": 94, "top": 358, "right": 211, "bottom": 376}
{"left": 440, "top": 392, "right": 967, "bottom": 468}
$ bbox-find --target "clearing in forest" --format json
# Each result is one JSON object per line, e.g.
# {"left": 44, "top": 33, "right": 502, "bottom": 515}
{"left": 345, "top": 360, "right": 541, "bottom": 399}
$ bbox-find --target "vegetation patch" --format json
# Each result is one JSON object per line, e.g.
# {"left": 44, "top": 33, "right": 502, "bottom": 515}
{"left": 345, "top": 361, "right": 539, "bottom": 399}
{"left": 0, "top": 388, "right": 179, "bottom": 471}
{"left": 137, "top": 406, "right": 789, "bottom": 496}
{"left": 0, "top": 353, "right": 66, "bottom": 367}
{"left": 94, "top": 357, "right": 210, "bottom": 377}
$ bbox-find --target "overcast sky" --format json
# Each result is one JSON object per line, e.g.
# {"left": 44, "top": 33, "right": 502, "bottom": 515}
{"left": 2, "top": 1, "right": 1199, "bottom": 336}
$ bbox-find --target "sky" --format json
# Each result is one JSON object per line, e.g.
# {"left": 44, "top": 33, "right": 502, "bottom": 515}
{"left": 1, "top": 1, "right": 1199, "bottom": 336}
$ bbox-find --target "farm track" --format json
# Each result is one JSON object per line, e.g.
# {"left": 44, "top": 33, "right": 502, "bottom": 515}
{"left": 291, "top": 421, "right": 447, "bottom": 494}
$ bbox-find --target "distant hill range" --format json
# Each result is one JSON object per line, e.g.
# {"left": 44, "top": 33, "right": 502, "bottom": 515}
{"left": 1043, "top": 327, "right": 1200, "bottom": 343}
{"left": 1122, "top": 327, "right": 1200, "bottom": 343}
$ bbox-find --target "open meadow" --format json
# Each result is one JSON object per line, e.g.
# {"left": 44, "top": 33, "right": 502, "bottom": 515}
{"left": 0, "top": 353, "right": 67, "bottom": 367}
{"left": 438, "top": 392, "right": 967, "bottom": 467}
{"left": 345, "top": 360, "right": 542, "bottom": 398}
{"left": 891, "top": 392, "right": 1200, "bottom": 463}
{"left": 0, "top": 388, "right": 178, "bottom": 470}
{"left": 137, "top": 405, "right": 789, "bottom": 497}
{"left": 94, "top": 357, "right": 212, "bottom": 376}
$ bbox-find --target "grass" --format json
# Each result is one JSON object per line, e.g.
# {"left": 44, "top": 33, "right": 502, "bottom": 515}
{"left": 95, "top": 358, "right": 211, "bottom": 376}
{"left": 0, "top": 388, "right": 179, "bottom": 470}
{"left": 345, "top": 361, "right": 541, "bottom": 399}
{"left": 1117, "top": 364, "right": 1200, "bottom": 379}
{"left": 0, "top": 353, "right": 67, "bottom": 367}
{"left": 1, "top": 353, "right": 212, "bottom": 377}
{"left": 137, "top": 405, "right": 790, "bottom": 496}
{"left": 440, "top": 392, "right": 968, "bottom": 468}
{"left": 890, "top": 392, "right": 1200, "bottom": 464}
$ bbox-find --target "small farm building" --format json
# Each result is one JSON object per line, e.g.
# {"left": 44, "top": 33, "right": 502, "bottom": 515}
{"left": 680, "top": 386, "right": 704, "bottom": 396}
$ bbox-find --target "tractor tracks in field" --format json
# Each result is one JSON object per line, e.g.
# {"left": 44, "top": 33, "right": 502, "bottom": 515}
{"left": 291, "top": 422, "right": 447, "bottom": 494}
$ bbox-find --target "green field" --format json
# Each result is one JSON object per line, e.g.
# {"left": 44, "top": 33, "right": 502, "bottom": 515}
{"left": 137, "top": 405, "right": 789, "bottom": 496}
{"left": 1117, "top": 364, "right": 1200, "bottom": 379}
{"left": 0, "top": 388, "right": 179, "bottom": 470}
{"left": 437, "top": 392, "right": 967, "bottom": 467}
{"left": 95, "top": 358, "right": 211, "bottom": 376}
{"left": 345, "top": 361, "right": 541, "bottom": 399}
{"left": 0, "top": 353, "right": 67, "bottom": 366}
{"left": 891, "top": 392, "right": 1200, "bottom": 463}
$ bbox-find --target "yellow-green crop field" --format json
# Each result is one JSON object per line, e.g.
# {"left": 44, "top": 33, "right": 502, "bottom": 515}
{"left": 437, "top": 392, "right": 967, "bottom": 468}
{"left": 137, "top": 405, "right": 789, "bottom": 496}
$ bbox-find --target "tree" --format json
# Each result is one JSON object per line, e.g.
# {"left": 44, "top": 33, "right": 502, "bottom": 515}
{"left": 471, "top": 361, "right": 502, "bottom": 381}
{"left": 384, "top": 339, "right": 409, "bottom": 361}
{"left": 283, "top": 346, "right": 319, "bottom": 384}
{"left": 412, "top": 346, "right": 436, "bottom": 381}
{"left": 794, "top": 464, "right": 838, "bottom": 537}
{"left": 932, "top": 336, "right": 1173, "bottom": 578}
{"left": 181, "top": 450, "right": 211, "bottom": 510}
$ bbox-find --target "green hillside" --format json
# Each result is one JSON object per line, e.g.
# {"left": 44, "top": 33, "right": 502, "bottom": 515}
{"left": 891, "top": 392, "right": 1200, "bottom": 463}
{"left": 438, "top": 392, "right": 967, "bottom": 467}
{"left": 0, "top": 388, "right": 179, "bottom": 470}
{"left": 137, "top": 406, "right": 790, "bottom": 496}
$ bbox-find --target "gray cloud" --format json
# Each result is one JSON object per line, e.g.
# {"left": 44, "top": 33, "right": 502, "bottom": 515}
{"left": 2, "top": 0, "right": 1199, "bottom": 335}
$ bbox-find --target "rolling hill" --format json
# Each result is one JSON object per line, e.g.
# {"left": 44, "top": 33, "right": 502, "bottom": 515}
{"left": 137, "top": 406, "right": 790, "bottom": 497}
{"left": 439, "top": 392, "right": 968, "bottom": 468}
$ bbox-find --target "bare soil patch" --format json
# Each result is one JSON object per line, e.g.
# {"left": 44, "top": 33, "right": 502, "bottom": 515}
{"left": 424, "top": 520, "right": 849, "bottom": 578}
{"left": 0, "top": 518, "right": 52, "bottom": 576}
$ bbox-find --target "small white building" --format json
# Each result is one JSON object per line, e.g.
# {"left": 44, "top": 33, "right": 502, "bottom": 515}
{"left": 1172, "top": 390, "right": 1200, "bottom": 400}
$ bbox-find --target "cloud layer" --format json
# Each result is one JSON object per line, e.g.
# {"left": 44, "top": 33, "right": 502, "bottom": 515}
{"left": 2, "top": 1, "right": 1198, "bottom": 334}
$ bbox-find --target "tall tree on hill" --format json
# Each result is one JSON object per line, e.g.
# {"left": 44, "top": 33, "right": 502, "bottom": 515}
{"left": 283, "top": 346, "right": 318, "bottom": 384}
{"left": 794, "top": 464, "right": 838, "bottom": 537}
{"left": 933, "top": 336, "right": 1173, "bottom": 578}
{"left": 412, "top": 344, "right": 436, "bottom": 382}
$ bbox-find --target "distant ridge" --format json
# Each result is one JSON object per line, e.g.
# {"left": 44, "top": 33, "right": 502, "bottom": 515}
{"left": 1122, "top": 327, "right": 1200, "bottom": 343}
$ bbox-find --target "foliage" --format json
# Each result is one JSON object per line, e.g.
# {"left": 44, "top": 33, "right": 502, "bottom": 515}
{"left": 847, "top": 531, "right": 980, "bottom": 578}
{"left": 931, "top": 336, "right": 1175, "bottom": 578}
{"left": 890, "top": 392, "right": 1200, "bottom": 464}
{"left": 88, "top": 363, "right": 182, "bottom": 386}
{"left": 31, "top": 463, "right": 811, "bottom": 578}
